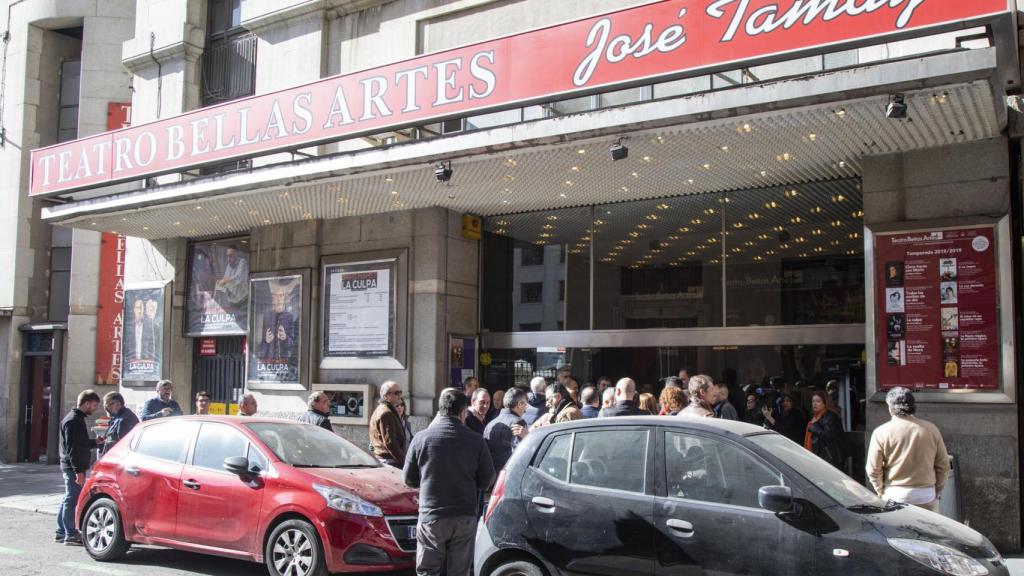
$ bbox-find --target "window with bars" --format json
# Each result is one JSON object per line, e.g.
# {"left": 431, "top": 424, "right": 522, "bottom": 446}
{"left": 200, "top": 0, "right": 255, "bottom": 174}
{"left": 201, "top": 0, "right": 256, "bottom": 107}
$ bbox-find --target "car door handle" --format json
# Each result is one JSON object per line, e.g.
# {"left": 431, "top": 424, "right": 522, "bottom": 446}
{"left": 666, "top": 519, "right": 695, "bottom": 535}
{"left": 183, "top": 479, "right": 201, "bottom": 490}
{"left": 531, "top": 496, "right": 555, "bottom": 509}
{"left": 124, "top": 465, "right": 140, "bottom": 477}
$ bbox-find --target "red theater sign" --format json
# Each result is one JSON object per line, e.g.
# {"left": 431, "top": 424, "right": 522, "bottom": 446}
{"left": 29, "top": 0, "right": 1010, "bottom": 196}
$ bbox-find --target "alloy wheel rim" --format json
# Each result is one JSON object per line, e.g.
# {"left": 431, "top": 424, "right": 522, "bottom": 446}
{"left": 272, "top": 528, "right": 314, "bottom": 576}
{"left": 85, "top": 507, "right": 115, "bottom": 552}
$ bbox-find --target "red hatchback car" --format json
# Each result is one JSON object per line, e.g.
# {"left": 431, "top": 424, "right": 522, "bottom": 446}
{"left": 75, "top": 416, "right": 419, "bottom": 576}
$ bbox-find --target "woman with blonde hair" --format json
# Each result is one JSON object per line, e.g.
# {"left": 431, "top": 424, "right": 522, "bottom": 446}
{"left": 638, "top": 392, "right": 658, "bottom": 415}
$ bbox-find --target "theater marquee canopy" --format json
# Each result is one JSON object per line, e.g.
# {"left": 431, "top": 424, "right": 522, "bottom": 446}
{"left": 29, "top": 0, "right": 1012, "bottom": 197}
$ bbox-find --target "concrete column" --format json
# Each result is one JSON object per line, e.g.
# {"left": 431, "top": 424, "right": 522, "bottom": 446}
{"left": 862, "top": 136, "right": 1018, "bottom": 551}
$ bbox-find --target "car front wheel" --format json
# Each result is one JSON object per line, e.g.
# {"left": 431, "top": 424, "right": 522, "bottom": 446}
{"left": 265, "top": 519, "right": 327, "bottom": 576}
{"left": 82, "top": 498, "right": 131, "bottom": 561}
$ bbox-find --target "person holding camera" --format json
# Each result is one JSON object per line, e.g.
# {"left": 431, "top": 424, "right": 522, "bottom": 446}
{"left": 762, "top": 392, "right": 807, "bottom": 445}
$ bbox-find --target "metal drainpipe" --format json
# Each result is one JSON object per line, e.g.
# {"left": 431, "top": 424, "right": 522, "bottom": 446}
{"left": 149, "top": 32, "right": 162, "bottom": 118}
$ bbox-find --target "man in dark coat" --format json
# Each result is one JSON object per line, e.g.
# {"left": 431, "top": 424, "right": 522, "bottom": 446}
{"left": 522, "top": 376, "right": 547, "bottom": 426}
{"left": 100, "top": 391, "right": 138, "bottom": 456}
{"left": 464, "top": 388, "right": 493, "bottom": 434}
{"left": 483, "top": 387, "right": 529, "bottom": 473}
{"left": 57, "top": 390, "right": 101, "bottom": 545}
{"left": 603, "top": 378, "right": 643, "bottom": 417}
{"left": 140, "top": 380, "right": 183, "bottom": 421}
{"left": 579, "top": 386, "right": 601, "bottom": 418}
{"left": 404, "top": 388, "right": 494, "bottom": 576}
{"left": 296, "top": 391, "right": 334, "bottom": 431}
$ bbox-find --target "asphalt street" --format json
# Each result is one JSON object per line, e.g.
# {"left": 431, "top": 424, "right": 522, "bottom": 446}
{"left": 0, "top": 508, "right": 262, "bottom": 576}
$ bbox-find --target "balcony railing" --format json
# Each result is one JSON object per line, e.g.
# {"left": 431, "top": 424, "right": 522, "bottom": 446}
{"left": 201, "top": 32, "right": 257, "bottom": 106}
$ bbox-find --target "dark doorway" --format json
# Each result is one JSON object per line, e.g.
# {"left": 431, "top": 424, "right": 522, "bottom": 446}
{"left": 191, "top": 336, "right": 246, "bottom": 412}
{"left": 17, "top": 326, "right": 65, "bottom": 463}
{"left": 23, "top": 357, "right": 52, "bottom": 462}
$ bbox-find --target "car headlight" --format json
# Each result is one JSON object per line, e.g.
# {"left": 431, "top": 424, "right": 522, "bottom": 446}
{"left": 313, "top": 483, "right": 383, "bottom": 517}
{"left": 888, "top": 538, "right": 988, "bottom": 576}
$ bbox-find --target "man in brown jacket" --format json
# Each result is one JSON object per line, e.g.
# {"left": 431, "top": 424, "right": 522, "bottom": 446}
{"left": 866, "top": 387, "right": 950, "bottom": 511}
{"left": 370, "top": 380, "right": 407, "bottom": 467}
{"left": 531, "top": 383, "right": 582, "bottom": 429}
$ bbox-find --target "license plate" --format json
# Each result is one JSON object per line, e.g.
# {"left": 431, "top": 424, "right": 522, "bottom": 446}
{"left": 406, "top": 525, "right": 417, "bottom": 540}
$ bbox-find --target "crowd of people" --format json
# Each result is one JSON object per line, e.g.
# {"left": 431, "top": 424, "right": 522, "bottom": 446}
{"left": 56, "top": 371, "right": 951, "bottom": 576}
{"left": 403, "top": 368, "right": 857, "bottom": 475}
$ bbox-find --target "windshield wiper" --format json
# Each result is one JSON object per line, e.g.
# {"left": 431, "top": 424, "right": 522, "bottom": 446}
{"left": 846, "top": 504, "right": 886, "bottom": 513}
{"left": 847, "top": 500, "right": 905, "bottom": 514}
{"left": 290, "top": 463, "right": 380, "bottom": 469}
{"left": 883, "top": 499, "right": 907, "bottom": 511}
{"left": 328, "top": 464, "right": 380, "bottom": 469}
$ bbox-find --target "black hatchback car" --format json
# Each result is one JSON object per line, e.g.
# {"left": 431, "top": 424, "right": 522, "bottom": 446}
{"left": 476, "top": 417, "right": 1006, "bottom": 576}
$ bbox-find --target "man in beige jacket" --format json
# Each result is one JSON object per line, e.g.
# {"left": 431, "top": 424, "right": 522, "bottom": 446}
{"left": 866, "top": 387, "right": 950, "bottom": 511}
{"left": 531, "top": 383, "right": 582, "bottom": 429}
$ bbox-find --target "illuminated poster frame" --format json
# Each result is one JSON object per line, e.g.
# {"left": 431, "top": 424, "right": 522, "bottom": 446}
{"left": 865, "top": 216, "right": 1015, "bottom": 403}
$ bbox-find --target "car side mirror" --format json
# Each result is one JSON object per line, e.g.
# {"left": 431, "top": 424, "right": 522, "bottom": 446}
{"left": 224, "top": 456, "right": 250, "bottom": 477}
{"left": 759, "top": 485, "right": 795, "bottom": 514}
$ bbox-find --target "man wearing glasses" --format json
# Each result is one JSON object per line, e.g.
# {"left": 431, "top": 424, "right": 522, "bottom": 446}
{"left": 194, "top": 391, "right": 212, "bottom": 415}
{"left": 99, "top": 392, "right": 139, "bottom": 456}
{"left": 370, "top": 380, "right": 408, "bottom": 467}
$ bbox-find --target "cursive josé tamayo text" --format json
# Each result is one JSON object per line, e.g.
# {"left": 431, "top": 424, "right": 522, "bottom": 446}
{"left": 706, "top": 0, "right": 927, "bottom": 42}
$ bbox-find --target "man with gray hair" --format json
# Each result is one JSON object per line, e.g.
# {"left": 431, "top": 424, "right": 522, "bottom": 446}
{"left": 297, "top": 391, "right": 333, "bottom": 431}
{"left": 598, "top": 387, "right": 616, "bottom": 417}
{"left": 237, "top": 392, "right": 258, "bottom": 417}
{"left": 522, "top": 376, "right": 547, "bottom": 427}
{"left": 140, "top": 380, "right": 183, "bottom": 421}
{"left": 370, "top": 380, "right": 407, "bottom": 467}
{"left": 866, "top": 387, "right": 950, "bottom": 511}
{"left": 484, "top": 388, "right": 529, "bottom": 473}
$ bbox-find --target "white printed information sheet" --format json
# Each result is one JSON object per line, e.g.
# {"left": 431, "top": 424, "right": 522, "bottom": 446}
{"left": 326, "top": 265, "right": 392, "bottom": 355}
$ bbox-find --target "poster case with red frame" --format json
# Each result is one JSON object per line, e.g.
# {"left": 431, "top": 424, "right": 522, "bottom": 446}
{"left": 865, "top": 216, "right": 1015, "bottom": 404}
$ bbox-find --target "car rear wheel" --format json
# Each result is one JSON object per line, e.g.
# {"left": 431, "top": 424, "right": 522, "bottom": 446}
{"left": 492, "top": 559, "right": 545, "bottom": 576}
{"left": 265, "top": 519, "right": 327, "bottom": 576}
{"left": 82, "top": 498, "right": 131, "bottom": 561}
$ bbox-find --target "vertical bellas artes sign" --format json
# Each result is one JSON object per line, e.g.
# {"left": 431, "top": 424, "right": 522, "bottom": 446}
{"left": 29, "top": 0, "right": 1010, "bottom": 196}
{"left": 94, "top": 233, "right": 126, "bottom": 385}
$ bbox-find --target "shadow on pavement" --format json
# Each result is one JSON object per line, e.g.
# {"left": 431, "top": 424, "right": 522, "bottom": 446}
{"left": 113, "top": 545, "right": 415, "bottom": 576}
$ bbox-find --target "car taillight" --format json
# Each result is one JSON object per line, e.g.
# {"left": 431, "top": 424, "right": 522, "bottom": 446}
{"left": 483, "top": 469, "right": 506, "bottom": 525}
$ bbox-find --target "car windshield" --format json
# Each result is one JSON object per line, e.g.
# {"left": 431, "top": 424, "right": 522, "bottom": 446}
{"left": 246, "top": 422, "right": 380, "bottom": 468}
{"left": 748, "top": 433, "right": 886, "bottom": 509}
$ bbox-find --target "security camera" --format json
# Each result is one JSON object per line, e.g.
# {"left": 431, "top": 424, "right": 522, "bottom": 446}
{"left": 885, "top": 94, "right": 907, "bottom": 119}
{"left": 610, "top": 142, "right": 629, "bottom": 161}
{"left": 778, "top": 229, "right": 792, "bottom": 243}
{"left": 434, "top": 162, "right": 452, "bottom": 182}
